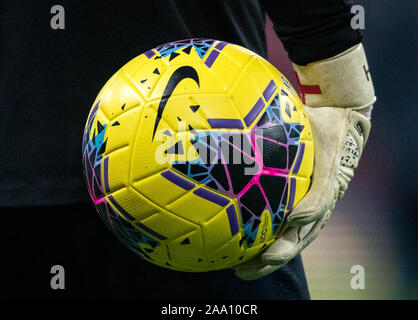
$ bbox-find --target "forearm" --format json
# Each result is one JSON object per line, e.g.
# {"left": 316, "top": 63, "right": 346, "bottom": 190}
{"left": 261, "top": 0, "right": 362, "bottom": 65}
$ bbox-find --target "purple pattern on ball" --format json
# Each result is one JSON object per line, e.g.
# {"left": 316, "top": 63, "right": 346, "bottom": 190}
{"left": 215, "top": 41, "right": 228, "bottom": 51}
{"left": 144, "top": 50, "right": 155, "bottom": 58}
{"left": 103, "top": 157, "right": 110, "bottom": 193}
{"left": 193, "top": 187, "right": 230, "bottom": 207}
{"left": 263, "top": 80, "right": 277, "bottom": 101}
{"left": 292, "top": 142, "right": 305, "bottom": 174}
{"left": 135, "top": 221, "right": 167, "bottom": 240}
{"left": 207, "top": 118, "right": 244, "bottom": 129}
{"left": 244, "top": 97, "right": 265, "bottom": 126}
{"left": 161, "top": 170, "right": 195, "bottom": 191}
{"left": 204, "top": 50, "right": 220, "bottom": 68}
{"left": 226, "top": 205, "right": 239, "bottom": 236}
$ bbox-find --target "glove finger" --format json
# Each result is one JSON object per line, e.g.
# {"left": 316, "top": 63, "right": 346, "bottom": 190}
{"left": 287, "top": 180, "right": 335, "bottom": 227}
{"left": 262, "top": 211, "right": 330, "bottom": 266}
{"left": 235, "top": 257, "right": 280, "bottom": 281}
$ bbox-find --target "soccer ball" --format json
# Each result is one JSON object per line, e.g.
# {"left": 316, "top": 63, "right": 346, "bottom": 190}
{"left": 82, "top": 39, "right": 314, "bottom": 272}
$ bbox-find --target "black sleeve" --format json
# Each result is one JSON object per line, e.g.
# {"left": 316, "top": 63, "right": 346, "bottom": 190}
{"left": 261, "top": 0, "right": 362, "bottom": 65}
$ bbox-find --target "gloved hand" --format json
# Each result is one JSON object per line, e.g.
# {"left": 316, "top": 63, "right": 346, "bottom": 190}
{"left": 235, "top": 43, "right": 376, "bottom": 280}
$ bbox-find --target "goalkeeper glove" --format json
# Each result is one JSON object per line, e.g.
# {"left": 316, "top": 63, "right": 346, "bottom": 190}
{"left": 236, "top": 43, "right": 376, "bottom": 280}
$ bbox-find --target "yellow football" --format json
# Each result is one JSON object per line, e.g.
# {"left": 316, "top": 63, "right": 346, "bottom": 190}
{"left": 82, "top": 39, "right": 314, "bottom": 272}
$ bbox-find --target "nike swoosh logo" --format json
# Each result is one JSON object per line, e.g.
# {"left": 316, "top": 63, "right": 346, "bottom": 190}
{"left": 152, "top": 66, "right": 200, "bottom": 140}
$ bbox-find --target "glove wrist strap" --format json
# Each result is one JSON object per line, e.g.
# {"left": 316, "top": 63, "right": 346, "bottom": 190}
{"left": 293, "top": 43, "right": 376, "bottom": 109}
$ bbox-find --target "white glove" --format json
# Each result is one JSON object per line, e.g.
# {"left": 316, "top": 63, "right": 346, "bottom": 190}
{"left": 236, "top": 43, "right": 376, "bottom": 280}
